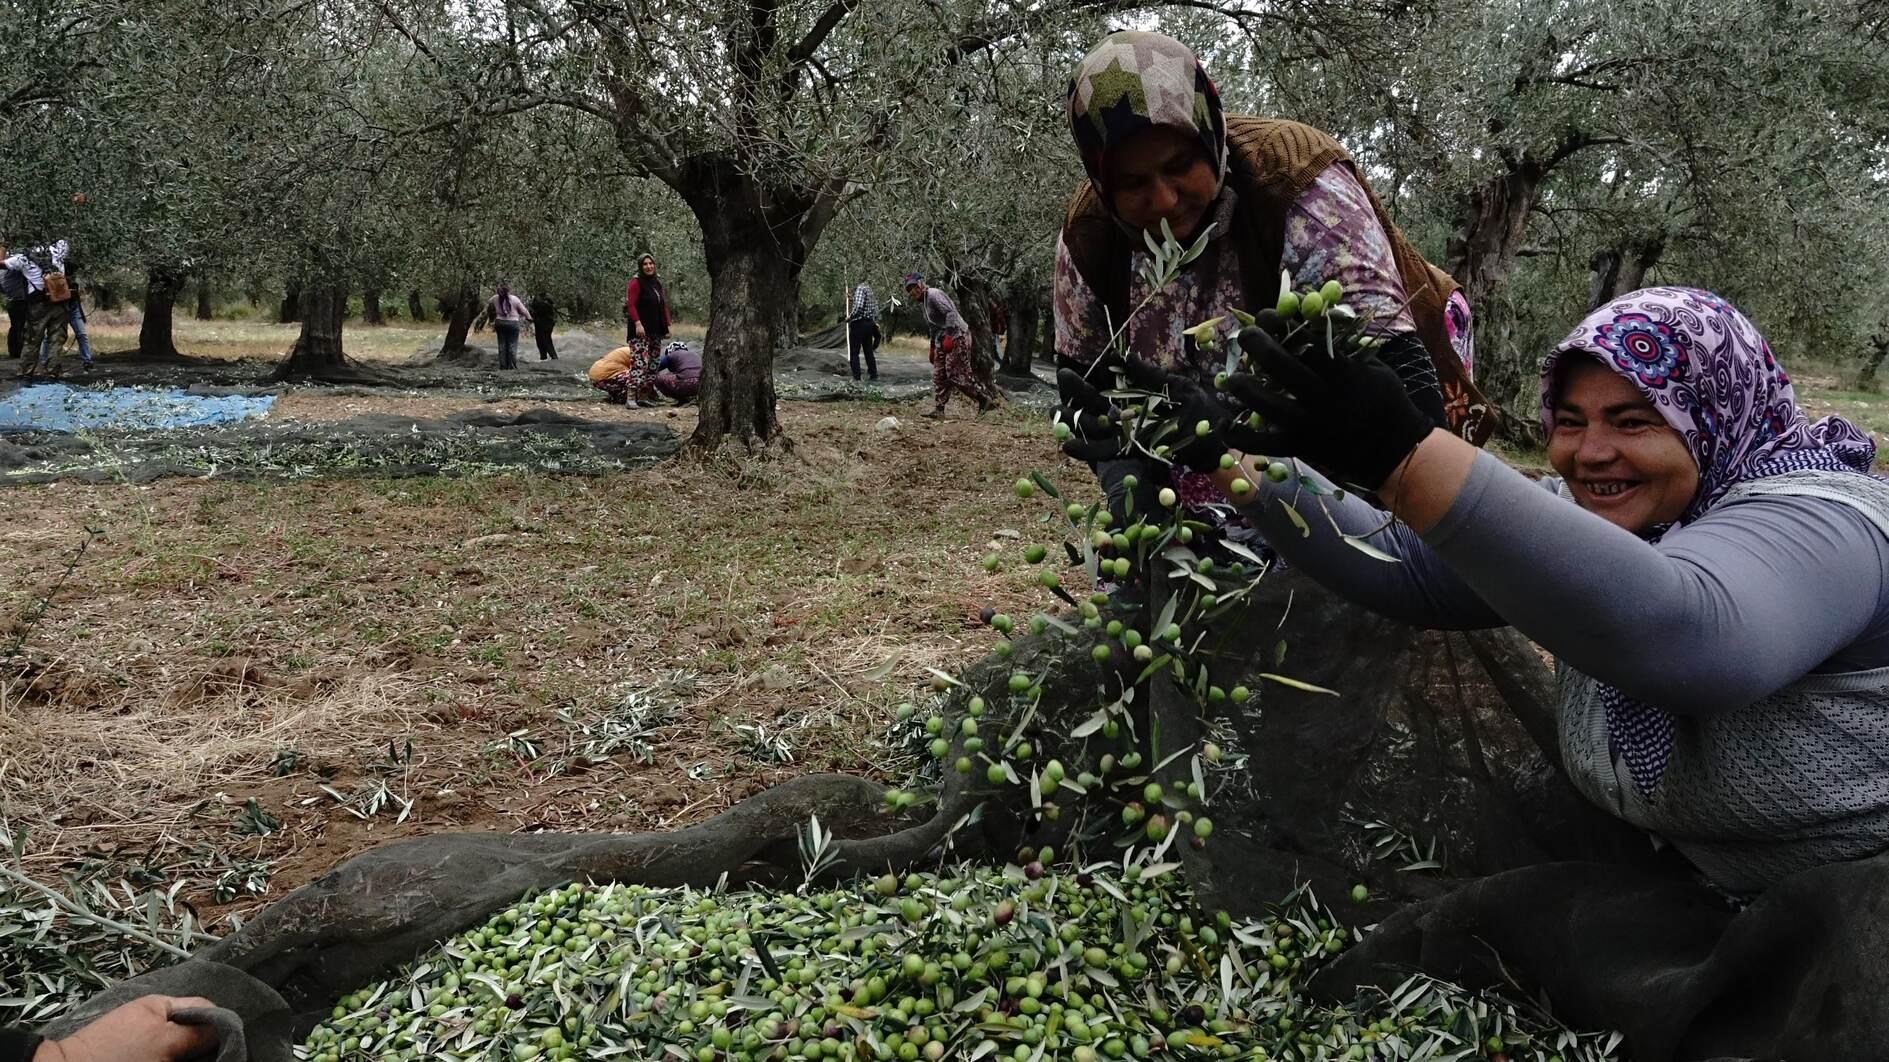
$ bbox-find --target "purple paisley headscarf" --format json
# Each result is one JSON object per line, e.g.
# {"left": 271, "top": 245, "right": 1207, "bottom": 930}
{"left": 1542, "top": 286, "right": 1879, "bottom": 799}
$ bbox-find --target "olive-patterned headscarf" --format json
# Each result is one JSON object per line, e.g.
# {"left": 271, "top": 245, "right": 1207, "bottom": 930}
{"left": 1066, "top": 32, "right": 1228, "bottom": 220}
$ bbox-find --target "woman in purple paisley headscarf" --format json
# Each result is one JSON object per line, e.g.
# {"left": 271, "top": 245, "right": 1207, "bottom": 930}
{"left": 1547, "top": 286, "right": 1876, "bottom": 527}
{"left": 1187, "top": 284, "right": 1889, "bottom": 1052}
{"left": 1204, "top": 284, "right": 1889, "bottom": 893}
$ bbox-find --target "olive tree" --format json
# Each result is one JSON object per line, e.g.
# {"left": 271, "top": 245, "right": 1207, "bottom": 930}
{"left": 359, "top": 0, "right": 1285, "bottom": 450}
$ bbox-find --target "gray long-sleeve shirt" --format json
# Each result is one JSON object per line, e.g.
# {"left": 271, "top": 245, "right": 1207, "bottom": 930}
{"left": 1236, "top": 452, "right": 1889, "bottom": 716}
{"left": 921, "top": 287, "right": 968, "bottom": 339}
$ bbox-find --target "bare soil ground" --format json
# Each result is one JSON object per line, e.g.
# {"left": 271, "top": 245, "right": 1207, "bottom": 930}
{"left": 0, "top": 319, "right": 1082, "bottom": 929}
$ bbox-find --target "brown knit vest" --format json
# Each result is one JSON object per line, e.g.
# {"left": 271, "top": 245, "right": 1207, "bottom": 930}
{"left": 1060, "top": 115, "right": 1495, "bottom": 445}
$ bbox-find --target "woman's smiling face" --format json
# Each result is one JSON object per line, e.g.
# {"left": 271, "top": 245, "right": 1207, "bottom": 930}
{"left": 1548, "top": 357, "right": 1700, "bottom": 533}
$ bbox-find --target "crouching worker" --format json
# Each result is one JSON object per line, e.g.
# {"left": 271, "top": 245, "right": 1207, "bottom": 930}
{"left": 652, "top": 342, "right": 701, "bottom": 404}
{"left": 587, "top": 343, "right": 654, "bottom": 407}
{"left": 1160, "top": 286, "right": 1889, "bottom": 1055}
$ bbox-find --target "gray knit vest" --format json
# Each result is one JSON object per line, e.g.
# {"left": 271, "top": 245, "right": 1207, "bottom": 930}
{"left": 1557, "top": 469, "right": 1889, "bottom": 892}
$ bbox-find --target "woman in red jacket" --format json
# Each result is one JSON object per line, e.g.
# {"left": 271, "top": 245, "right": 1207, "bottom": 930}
{"left": 624, "top": 254, "right": 672, "bottom": 349}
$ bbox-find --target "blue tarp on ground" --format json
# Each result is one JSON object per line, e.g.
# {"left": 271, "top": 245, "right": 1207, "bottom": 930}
{"left": 0, "top": 384, "right": 276, "bottom": 433}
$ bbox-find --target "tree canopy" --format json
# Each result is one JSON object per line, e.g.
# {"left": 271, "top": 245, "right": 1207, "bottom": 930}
{"left": 2, "top": 0, "right": 1885, "bottom": 438}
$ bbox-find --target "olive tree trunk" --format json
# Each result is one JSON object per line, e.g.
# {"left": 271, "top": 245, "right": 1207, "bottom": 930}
{"left": 278, "top": 281, "right": 302, "bottom": 324}
{"left": 362, "top": 288, "right": 383, "bottom": 325}
{"left": 953, "top": 276, "right": 1000, "bottom": 394}
{"left": 672, "top": 158, "right": 824, "bottom": 452}
{"left": 1859, "top": 332, "right": 1889, "bottom": 390}
{"left": 406, "top": 290, "right": 426, "bottom": 322}
{"left": 194, "top": 275, "right": 213, "bottom": 321}
{"left": 1445, "top": 132, "right": 1612, "bottom": 433}
{"left": 1001, "top": 290, "right": 1043, "bottom": 375}
{"left": 441, "top": 283, "right": 477, "bottom": 353}
{"left": 137, "top": 266, "right": 186, "bottom": 359}
{"left": 1588, "top": 234, "right": 1666, "bottom": 309}
{"left": 270, "top": 283, "right": 383, "bottom": 383}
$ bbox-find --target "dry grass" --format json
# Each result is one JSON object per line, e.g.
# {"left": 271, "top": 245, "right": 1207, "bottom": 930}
{"left": 10, "top": 315, "right": 935, "bottom": 366}
{"left": 60, "top": 318, "right": 447, "bottom": 364}
{"left": 0, "top": 395, "right": 1089, "bottom": 924}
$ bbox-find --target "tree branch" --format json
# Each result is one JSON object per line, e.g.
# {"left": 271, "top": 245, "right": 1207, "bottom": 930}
{"left": 1543, "top": 130, "right": 1624, "bottom": 172}
{"left": 800, "top": 176, "right": 857, "bottom": 248}
{"left": 786, "top": 0, "right": 857, "bottom": 68}
{"left": 950, "top": 0, "right": 1273, "bottom": 62}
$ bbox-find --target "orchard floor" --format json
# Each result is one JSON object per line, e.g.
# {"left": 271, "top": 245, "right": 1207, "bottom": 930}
{"left": 0, "top": 318, "right": 1076, "bottom": 931}
{"left": 4, "top": 316, "right": 1882, "bottom": 939}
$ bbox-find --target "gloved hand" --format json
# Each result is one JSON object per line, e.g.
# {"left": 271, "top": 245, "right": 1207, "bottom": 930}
{"left": 1055, "top": 356, "right": 1163, "bottom": 570}
{"left": 1095, "top": 456, "right": 1164, "bottom": 580}
{"left": 1054, "top": 356, "right": 1129, "bottom": 463}
{"left": 1222, "top": 325, "right": 1436, "bottom": 489}
{"left": 1118, "top": 357, "right": 1236, "bottom": 472}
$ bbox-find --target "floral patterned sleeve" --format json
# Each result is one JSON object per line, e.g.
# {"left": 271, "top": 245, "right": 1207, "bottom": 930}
{"left": 1281, "top": 164, "right": 1417, "bottom": 335}
{"left": 1053, "top": 230, "right": 1113, "bottom": 363}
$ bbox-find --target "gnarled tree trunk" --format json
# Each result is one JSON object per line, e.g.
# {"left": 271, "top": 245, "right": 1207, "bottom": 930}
{"left": 406, "top": 290, "right": 426, "bottom": 322}
{"left": 137, "top": 266, "right": 186, "bottom": 359}
{"left": 194, "top": 275, "right": 213, "bottom": 321}
{"left": 953, "top": 276, "right": 1000, "bottom": 394}
{"left": 1445, "top": 162, "right": 1545, "bottom": 427}
{"left": 675, "top": 159, "right": 812, "bottom": 452}
{"left": 362, "top": 288, "right": 383, "bottom": 325}
{"left": 270, "top": 282, "right": 386, "bottom": 383}
{"left": 270, "top": 283, "right": 365, "bottom": 381}
{"left": 278, "top": 280, "right": 302, "bottom": 324}
{"left": 441, "top": 283, "right": 477, "bottom": 353}
{"left": 1860, "top": 332, "right": 1889, "bottom": 390}
{"left": 1588, "top": 233, "right": 1667, "bottom": 310}
{"left": 1001, "top": 289, "right": 1043, "bottom": 375}
{"left": 1444, "top": 133, "right": 1616, "bottom": 437}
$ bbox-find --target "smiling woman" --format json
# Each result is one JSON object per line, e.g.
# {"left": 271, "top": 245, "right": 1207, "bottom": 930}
{"left": 1215, "top": 286, "right": 1889, "bottom": 890}
{"left": 1049, "top": 30, "right": 1493, "bottom": 558}
{"left": 1547, "top": 358, "right": 1702, "bottom": 530}
{"left": 1168, "top": 285, "right": 1889, "bottom": 1052}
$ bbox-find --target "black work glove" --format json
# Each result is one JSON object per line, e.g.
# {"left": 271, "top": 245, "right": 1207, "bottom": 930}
{"left": 1224, "top": 325, "right": 1435, "bottom": 489}
{"left": 1054, "top": 357, "right": 1130, "bottom": 463}
{"left": 1095, "top": 456, "right": 1164, "bottom": 538}
{"left": 1373, "top": 331, "right": 1449, "bottom": 429}
{"left": 1118, "top": 357, "right": 1236, "bottom": 472}
{"left": 1054, "top": 356, "right": 1163, "bottom": 574}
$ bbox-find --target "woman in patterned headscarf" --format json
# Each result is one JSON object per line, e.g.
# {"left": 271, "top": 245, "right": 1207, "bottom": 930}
{"left": 1052, "top": 30, "right": 1486, "bottom": 545}
{"left": 1203, "top": 285, "right": 1889, "bottom": 894}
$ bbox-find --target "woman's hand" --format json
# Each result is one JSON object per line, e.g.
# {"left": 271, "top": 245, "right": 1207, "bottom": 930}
{"left": 1054, "top": 357, "right": 1166, "bottom": 556}
{"left": 1053, "top": 357, "right": 1130, "bottom": 463}
{"left": 1223, "top": 326, "right": 1434, "bottom": 490}
{"left": 36, "top": 996, "right": 220, "bottom": 1062}
{"left": 1115, "top": 357, "right": 1238, "bottom": 472}
{"left": 1219, "top": 326, "right": 1478, "bottom": 531}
